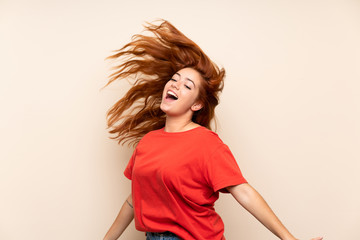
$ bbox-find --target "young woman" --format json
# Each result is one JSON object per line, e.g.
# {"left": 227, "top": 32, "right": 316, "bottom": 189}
{"left": 103, "top": 20, "right": 322, "bottom": 240}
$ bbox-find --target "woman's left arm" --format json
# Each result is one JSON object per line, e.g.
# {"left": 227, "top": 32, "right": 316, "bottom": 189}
{"left": 226, "top": 183, "right": 323, "bottom": 240}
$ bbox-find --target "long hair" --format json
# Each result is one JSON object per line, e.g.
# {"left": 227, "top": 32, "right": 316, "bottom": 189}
{"left": 104, "top": 20, "right": 225, "bottom": 147}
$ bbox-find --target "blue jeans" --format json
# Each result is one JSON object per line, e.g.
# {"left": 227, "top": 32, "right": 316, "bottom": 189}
{"left": 146, "top": 231, "right": 180, "bottom": 240}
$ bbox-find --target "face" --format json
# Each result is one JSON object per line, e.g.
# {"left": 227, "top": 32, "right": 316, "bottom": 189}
{"left": 160, "top": 68, "right": 203, "bottom": 117}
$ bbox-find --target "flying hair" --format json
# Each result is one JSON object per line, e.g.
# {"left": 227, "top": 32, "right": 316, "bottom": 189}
{"left": 104, "top": 19, "right": 225, "bottom": 147}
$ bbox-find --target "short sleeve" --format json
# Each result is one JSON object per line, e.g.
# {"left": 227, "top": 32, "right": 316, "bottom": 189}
{"left": 205, "top": 144, "right": 247, "bottom": 193}
{"left": 124, "top": 148, "right": 137, "bottom": 180}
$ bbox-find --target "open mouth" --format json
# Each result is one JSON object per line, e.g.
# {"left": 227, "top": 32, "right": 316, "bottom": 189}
{"left": 166, "top": 90, "right": 178, "bottom": 100}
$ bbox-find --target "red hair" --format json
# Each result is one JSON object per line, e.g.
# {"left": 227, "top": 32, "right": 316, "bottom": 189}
{"left": 104, "top": 20, "right": 225, "bottom": 146}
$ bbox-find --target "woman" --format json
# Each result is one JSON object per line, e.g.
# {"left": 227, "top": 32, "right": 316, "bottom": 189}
{"left": 103, "top": 20, "right": 322, "bottom": 240}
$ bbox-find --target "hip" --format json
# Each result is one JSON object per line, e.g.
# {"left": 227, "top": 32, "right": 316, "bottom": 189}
{"left": 146, "top": 231, "right": 181, "bottom": 240}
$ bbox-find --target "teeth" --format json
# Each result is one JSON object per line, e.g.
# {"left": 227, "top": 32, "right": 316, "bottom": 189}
{"left": 167, "top": 91, "right": 178, "bottom": 99}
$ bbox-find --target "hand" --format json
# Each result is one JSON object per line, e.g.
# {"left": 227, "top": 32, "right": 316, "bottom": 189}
{"left": 293, "top": 237, "right": 323, "bottom": 240}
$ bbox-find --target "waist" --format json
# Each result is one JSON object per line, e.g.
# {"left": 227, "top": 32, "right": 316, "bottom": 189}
{"left": 146, "top": 231, "right": 178, "bottom": 237}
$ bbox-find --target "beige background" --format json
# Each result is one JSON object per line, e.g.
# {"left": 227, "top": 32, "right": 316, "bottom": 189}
{"left": 1, "top": 0, "right": 359, "bottom": 239}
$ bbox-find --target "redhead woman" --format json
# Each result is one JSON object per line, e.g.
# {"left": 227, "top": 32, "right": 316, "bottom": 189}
{"left": 103, "top": 20, "right": 322, "bottom": 240}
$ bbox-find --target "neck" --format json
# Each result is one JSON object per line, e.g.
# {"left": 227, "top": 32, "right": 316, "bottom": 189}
{"left": 164, "top": 115, "right": 198, "bottom": 133}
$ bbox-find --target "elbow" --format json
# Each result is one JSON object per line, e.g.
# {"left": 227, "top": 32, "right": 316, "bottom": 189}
{"left": 227, "top": 183, "right": 257, "bottom": 206}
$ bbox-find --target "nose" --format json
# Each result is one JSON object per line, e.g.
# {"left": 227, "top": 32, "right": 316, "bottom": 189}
{"left": 171, "top": 81, "right": 180, "bottom": 90}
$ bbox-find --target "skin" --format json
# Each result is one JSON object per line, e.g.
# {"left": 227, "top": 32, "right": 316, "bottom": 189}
{"left": 159, "top": 68, "right": 204, "bottom": 132}
{"left": 103, "top": 194, "right": 133, "bottom": 240}
{"left": 103, "top": 67, "right": 323, "bottom": 240}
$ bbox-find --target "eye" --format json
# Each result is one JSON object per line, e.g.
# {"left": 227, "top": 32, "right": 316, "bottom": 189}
{"left": 170, "top": 78, "right": 177, "bottom": 82}
{"left": 185, "top": 85, "right": 191, "bottom": 90}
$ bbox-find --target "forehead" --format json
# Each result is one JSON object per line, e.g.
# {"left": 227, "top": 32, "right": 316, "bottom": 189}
{"left": 174, "top": 68, "right": 202, "bottom": 83}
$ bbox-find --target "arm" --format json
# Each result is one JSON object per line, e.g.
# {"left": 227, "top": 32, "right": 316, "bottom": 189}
{"left": 103, "top": 193, "right": 134, "bottom": 240}
{"left": 226, "top": 183, "right": 323, "bottom": 240}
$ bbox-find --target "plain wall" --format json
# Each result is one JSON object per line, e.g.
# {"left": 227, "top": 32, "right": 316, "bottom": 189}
{"left": 1, "top": 0, "right": 359, "bottom": 239}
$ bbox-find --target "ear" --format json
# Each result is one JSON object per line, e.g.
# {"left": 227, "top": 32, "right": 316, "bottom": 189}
{"left": 191, "top": 101, "right": 203, "bottom": 112}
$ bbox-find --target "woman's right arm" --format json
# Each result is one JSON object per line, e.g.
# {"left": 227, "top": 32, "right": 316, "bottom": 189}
{"left": 103, "top": 193, "right": 134, "bottom": 240}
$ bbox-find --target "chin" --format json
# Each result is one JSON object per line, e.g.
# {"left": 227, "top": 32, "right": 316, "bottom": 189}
{"left": 159, "top": 103, "right": 166, "bottom": 112}
{"left": 160, "top": 105, "right": 177, "bottom": 117}
{"left": 160, "top": 104, "right": 170, "bottom": 115}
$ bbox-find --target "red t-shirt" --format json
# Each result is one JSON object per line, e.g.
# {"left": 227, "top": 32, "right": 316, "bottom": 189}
{"left": 124, "top": 126, "right": 247, "bottom": 240}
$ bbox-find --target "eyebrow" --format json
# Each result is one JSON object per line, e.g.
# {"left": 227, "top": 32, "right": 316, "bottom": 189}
{"left": 175, "top": 72, "right": 196, "bottom": 87}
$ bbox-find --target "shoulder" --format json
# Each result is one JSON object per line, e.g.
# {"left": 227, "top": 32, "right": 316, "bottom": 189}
{"left": 194, "top": 126, "right": 226, "bottom": 148}
{"left": 137, "top": 128, "right": 162, "bottom": 143}
{"left": 197, "top": 126, "right": 220, "bottom": 138}
{"left": 137, "top": 126, "right": 225, "bottom": 147}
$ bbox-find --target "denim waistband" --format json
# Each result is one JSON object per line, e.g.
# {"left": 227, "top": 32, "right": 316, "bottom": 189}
{"left": 146, "top": 231, "right": 179, "bottom": 238}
